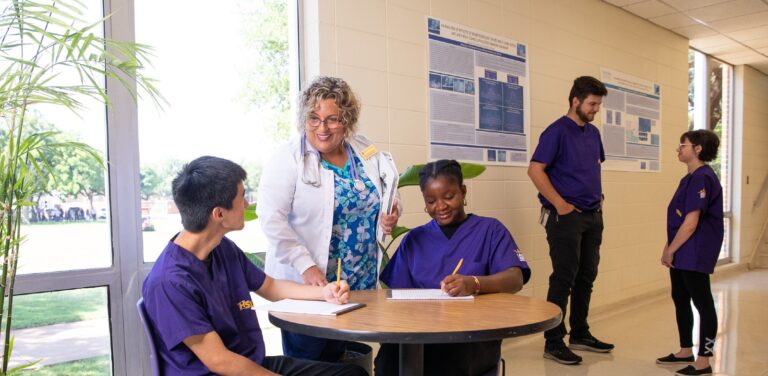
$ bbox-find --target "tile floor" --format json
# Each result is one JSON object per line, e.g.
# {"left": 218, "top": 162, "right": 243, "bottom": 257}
{"left": 499, "top": 268, "right": 768, "bottom": 376}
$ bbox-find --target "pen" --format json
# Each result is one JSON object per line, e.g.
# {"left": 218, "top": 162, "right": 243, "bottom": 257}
{"left": 336, "top": 258, "right": 341, "bottom": 286}
{"left": 451, "top": 258, "right": 464, "bottom": 275}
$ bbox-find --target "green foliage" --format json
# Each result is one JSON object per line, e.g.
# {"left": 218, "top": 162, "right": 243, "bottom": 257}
{"left": 238, "top": 0, "right": 291, "bottom": 140}
{"left": 20, "top": 356, "right": 110, "bottom": 376}
{"left": 0, "top": 1, "right": 162, "bottom": 372}
{"left": 9, "top": 288, "right": 107, "bottom": 330}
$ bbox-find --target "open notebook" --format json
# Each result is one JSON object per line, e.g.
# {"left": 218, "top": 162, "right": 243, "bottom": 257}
{"left": 254, "top": 299, "right": 365, "bottom": 316}
{"left": 386, "top": 289, "right": 474, "bottom": 300}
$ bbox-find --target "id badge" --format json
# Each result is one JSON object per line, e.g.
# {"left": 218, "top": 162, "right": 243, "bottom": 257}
{"left": 539, "top": 208, "right": 550, "bottom": 227}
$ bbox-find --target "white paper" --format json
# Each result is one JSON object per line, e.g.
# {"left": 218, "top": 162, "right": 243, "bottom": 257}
{"left": 387, "top": 289, "right": 474, "bottom": 300}
{"left": 254, "top": 299, "right": 364, "bottom": 316}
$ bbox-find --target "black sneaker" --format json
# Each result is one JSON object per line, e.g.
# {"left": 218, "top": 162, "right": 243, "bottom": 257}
{"left": 569, "top": 333, "right": 614, "bottom": 353}
{"left": 675, "top": 365, "right": 713, "bottom": 375}
{"left": 543, "top": 342, "right": 582, "bottom": 365}
{"left": 656, "top": 353, "right": 695, "bottom": 364}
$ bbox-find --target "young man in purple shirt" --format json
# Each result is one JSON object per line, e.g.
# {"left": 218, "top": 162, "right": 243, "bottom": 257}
{"left": 528, "top": 76, "right": 614, "bottom": 365}
{"left": 141, "top": 156, "right": 366, "bottom": 376}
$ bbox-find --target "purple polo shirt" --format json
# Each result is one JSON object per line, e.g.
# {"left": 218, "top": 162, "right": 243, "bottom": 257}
{"left": 380, "top": 215, "right": 531, "bottom": 288}
{"left": 667, "top": 165, "right": 724, "bottom": 274}
{"left": 142, "top": 236, "right": 267, "bottom": 376}
{"left": 531, "top": 116, "right": 605, "bottom": 210}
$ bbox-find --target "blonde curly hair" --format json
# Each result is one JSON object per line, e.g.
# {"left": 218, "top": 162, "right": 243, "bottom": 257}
{"left": 297, "top": 76, "right": 360, "bottom": 137}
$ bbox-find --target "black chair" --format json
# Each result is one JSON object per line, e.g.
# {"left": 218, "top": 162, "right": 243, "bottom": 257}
{"left": 137, "top": 298, "right": 162, "bottom": 376}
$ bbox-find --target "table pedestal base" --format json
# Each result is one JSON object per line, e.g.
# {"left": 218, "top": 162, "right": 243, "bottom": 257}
{"left": 398, "top": 343, "right": 423, "bottom": 376}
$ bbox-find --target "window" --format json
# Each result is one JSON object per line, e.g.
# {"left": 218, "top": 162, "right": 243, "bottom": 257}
{"left": 688, "top": 49, "right": 733, "bottom": 263}
{"left": 135, "top": 0, "right": 294, "bottom": 262}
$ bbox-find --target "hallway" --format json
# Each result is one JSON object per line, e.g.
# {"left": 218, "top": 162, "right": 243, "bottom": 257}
{"left": 501, "top": 268, "right": 768, "bottom": 375}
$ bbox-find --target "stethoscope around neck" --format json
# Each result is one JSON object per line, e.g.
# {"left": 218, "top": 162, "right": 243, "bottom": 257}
{"left": 301, "top": 134, "right": 365, "bottom": 192}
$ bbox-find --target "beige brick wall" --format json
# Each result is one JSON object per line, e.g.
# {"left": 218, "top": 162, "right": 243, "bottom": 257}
{"left": 299, "top": 0, "right": 767, "bottom": 309}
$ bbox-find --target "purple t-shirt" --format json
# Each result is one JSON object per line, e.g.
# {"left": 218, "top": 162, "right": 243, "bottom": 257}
{"left": 667, "top": 165, "right": 724, "bottom": 274}
{"left": 531, "top": 116, "right": 605, "bottom": 210}
{"left": 380, "top": 215, "right": 531, "bottom": 288}
{"left": 142, "top": 236, "right": 267, "bottom": 375}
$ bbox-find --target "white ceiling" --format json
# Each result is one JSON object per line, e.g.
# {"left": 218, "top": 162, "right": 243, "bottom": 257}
{"left": 603, "top": 0, "right": 768, "bottom": 76}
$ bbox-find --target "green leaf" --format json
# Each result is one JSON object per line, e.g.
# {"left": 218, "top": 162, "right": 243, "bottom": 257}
{"left": 244, "top": 203, "right": 258, "bottom": 221}
{"left": 390, "top": 226, "right": 410, "bottom": 240}
{"left": 397, "top": 162, "right": 487, "bottom": 188}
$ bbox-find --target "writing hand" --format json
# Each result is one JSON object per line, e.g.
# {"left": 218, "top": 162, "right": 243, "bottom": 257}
{"left": 323, "top": 280, "right": 350, "bottom": 304}
{"left": 440, "top": 274, "right": 473, "bottom": 296}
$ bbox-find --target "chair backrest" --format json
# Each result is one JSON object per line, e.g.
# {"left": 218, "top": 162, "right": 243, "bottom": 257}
{"left": 136, "top": 298, "right": 162, "bottom": 376}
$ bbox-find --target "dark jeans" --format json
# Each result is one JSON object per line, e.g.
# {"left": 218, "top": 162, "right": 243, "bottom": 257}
{"left": 543, "top": 208, "right": 603, "bottom": 346}
{"left": 281, "top": 330, "right": 347, "bottom": 362}
{"left": 374, "top": 341, "right": 500, "bottom": 376}
{"left": 669, "top": 268, "right": 718, "bottom": 357}
{"left": 262, "top": 355, "right": 367, "bottom": 376}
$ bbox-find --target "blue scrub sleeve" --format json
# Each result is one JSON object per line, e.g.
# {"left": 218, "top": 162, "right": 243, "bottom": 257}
{"left": 380, "top": 237, "right": 416, "bottom": 288}
{"left": 147, "top": 279, "right": 214, "bottom": 351}
{"left": 488, "top": 222, "right": 531, "bottom": 284}
{"left": 530, "top": 126, "right": 560, "bottom": 165}
{"left": 683, "top": 172, "right": 711, "bottom": 216}
{"left": 235, "top": 246, "right": 267, "bottom": 291}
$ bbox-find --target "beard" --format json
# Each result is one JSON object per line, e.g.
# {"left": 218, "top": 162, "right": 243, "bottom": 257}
{"left": 575, "top": 105, "right": 594, "bottom": 123}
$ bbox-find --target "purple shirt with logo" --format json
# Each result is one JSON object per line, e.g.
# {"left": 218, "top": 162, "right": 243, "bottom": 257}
{"left": 380, "top": 215, "right": 531, "bottom": 288}
{"left": 667, "top": 165, "right": 724, "bottom": 274}
{"left": 142, "top": 236, "right": 267, "bottom": 375}
{"left": 531, "top": 116, "right": 605, "bottom": 210}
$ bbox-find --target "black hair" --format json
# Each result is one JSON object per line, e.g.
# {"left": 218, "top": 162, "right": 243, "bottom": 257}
{"left": 568, "top": 76, "right": 608, "bottom": 106}
{"left": 419, "top": 159, "right": 463, "bottom": 191}
{"left": 171, "top": 156, "right": 247, "bottom": 232}
{"left": 680, "top": 129, "right": 720, "bottom": 162}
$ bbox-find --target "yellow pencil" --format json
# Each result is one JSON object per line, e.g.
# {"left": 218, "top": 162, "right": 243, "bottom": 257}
{"left": 451, "top": 258, "right": 464, "bottom": 275}
{"left": 336, "top": 258, "right": 341, "bottom": 286}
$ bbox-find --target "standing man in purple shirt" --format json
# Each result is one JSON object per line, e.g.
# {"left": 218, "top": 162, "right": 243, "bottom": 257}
{"left": 528, "top": 76, "right": 614, "bottom": 365}
{"left": 141, "top": 156, "right": 366, "bottom": 376}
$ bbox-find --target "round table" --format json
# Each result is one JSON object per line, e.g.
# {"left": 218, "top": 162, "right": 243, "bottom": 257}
{"left": 269, "top": 290, "right": 562, "bottom": 375}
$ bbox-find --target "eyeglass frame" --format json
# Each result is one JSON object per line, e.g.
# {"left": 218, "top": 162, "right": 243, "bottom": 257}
{"left": 677, "top": 143, "right": 695, "bottom": 148}
{"left": 306, "top": 115, "right": 344, "bottom": 130}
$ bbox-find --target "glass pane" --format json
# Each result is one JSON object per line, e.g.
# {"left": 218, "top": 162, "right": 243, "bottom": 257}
{"left": 11, "top": 0, "right": 112, "bottom": 275}
{"left": 135, "top": 0, "right": 293, "bottom": 262}
{"left": 8, "top": 287, "right": 112, "bottom": 374}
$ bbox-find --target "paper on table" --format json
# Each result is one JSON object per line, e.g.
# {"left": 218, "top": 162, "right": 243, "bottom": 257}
{"left": 386, "top": 289, "right": 475, "bottom": 300}
{"left": 254, "top": 299, "right": 365, "bottom": 316}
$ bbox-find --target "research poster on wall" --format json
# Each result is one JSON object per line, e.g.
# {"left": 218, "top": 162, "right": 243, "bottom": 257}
{"left": 600, "top": 68, "right": 662, "bottom": 172}
{"left": 427, "top": 17, "right": 530, "bottom": 166}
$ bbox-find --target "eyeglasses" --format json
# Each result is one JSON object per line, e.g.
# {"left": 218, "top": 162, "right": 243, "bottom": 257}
{"left": 678, "top": 143, "right": 694, "bottom": 148}
{"left": 307, "top": 115, "right": 343, "bottom": 129}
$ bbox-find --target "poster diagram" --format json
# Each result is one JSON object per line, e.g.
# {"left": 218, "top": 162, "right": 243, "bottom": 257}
{"left": 600, "top": 68, "right": 662, "bottom": 172}
{"left": 427, "top": 17, "right": 530, "bottom": 166}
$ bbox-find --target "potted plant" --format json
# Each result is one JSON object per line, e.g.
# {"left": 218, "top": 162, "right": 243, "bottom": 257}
{"left": 0, "top": 0, "right": 161, "bottom": 372}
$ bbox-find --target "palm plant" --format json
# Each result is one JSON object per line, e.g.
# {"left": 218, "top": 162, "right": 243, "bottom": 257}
{"left": 0, "top": 0, "right": 161, "bottom": 373}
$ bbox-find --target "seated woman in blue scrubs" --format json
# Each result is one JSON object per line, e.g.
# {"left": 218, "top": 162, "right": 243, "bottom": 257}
{"left": 374, "top": 159, "right": 531, "bottom": 376}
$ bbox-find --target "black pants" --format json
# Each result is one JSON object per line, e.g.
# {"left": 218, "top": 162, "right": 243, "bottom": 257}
{"left": 281, "top": 330, "right": 347, "bottom": 362}
{"left": 669, "top": 268, "right": 718, "bottom": 357}
{"left": 374, "top": 341, "right": 500, "bottom": 376}
{"left": 543, "top": 209, "right": 603, "bottom": 345}
{"left": 262, "top": 355, "right": 367, "bottom": 376}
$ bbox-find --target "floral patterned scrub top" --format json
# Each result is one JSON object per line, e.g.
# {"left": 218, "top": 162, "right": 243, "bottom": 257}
{"left": 321, "top": 151, "right": 380, "bottom": 290}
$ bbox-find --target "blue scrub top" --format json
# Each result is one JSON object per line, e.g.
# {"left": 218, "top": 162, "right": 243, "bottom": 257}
{"left": 380, "top": 215, "right": 531, "bottom": 288}
{"left": 667, "top": 165, "right": 724, "bottom": 274}
{"left": 142, "top": 236, "right": 267, "bottom": 375}
{"left": 321, "top": 152, "right": 381, "bottom": 290}
{"left": 531, "top": 116, "right": 605, "bottom": 210}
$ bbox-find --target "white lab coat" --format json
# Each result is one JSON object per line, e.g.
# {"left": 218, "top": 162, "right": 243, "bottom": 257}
{"left": 257, "top": 134, "right": 400, "bottom": 283}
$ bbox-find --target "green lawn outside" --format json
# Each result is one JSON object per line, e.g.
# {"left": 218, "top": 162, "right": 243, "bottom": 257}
{"left": 22, "top": 356, "right": 111, "bottom": 376}
{"left": 9, "top": 288, "right": 107, "bottom": 330}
